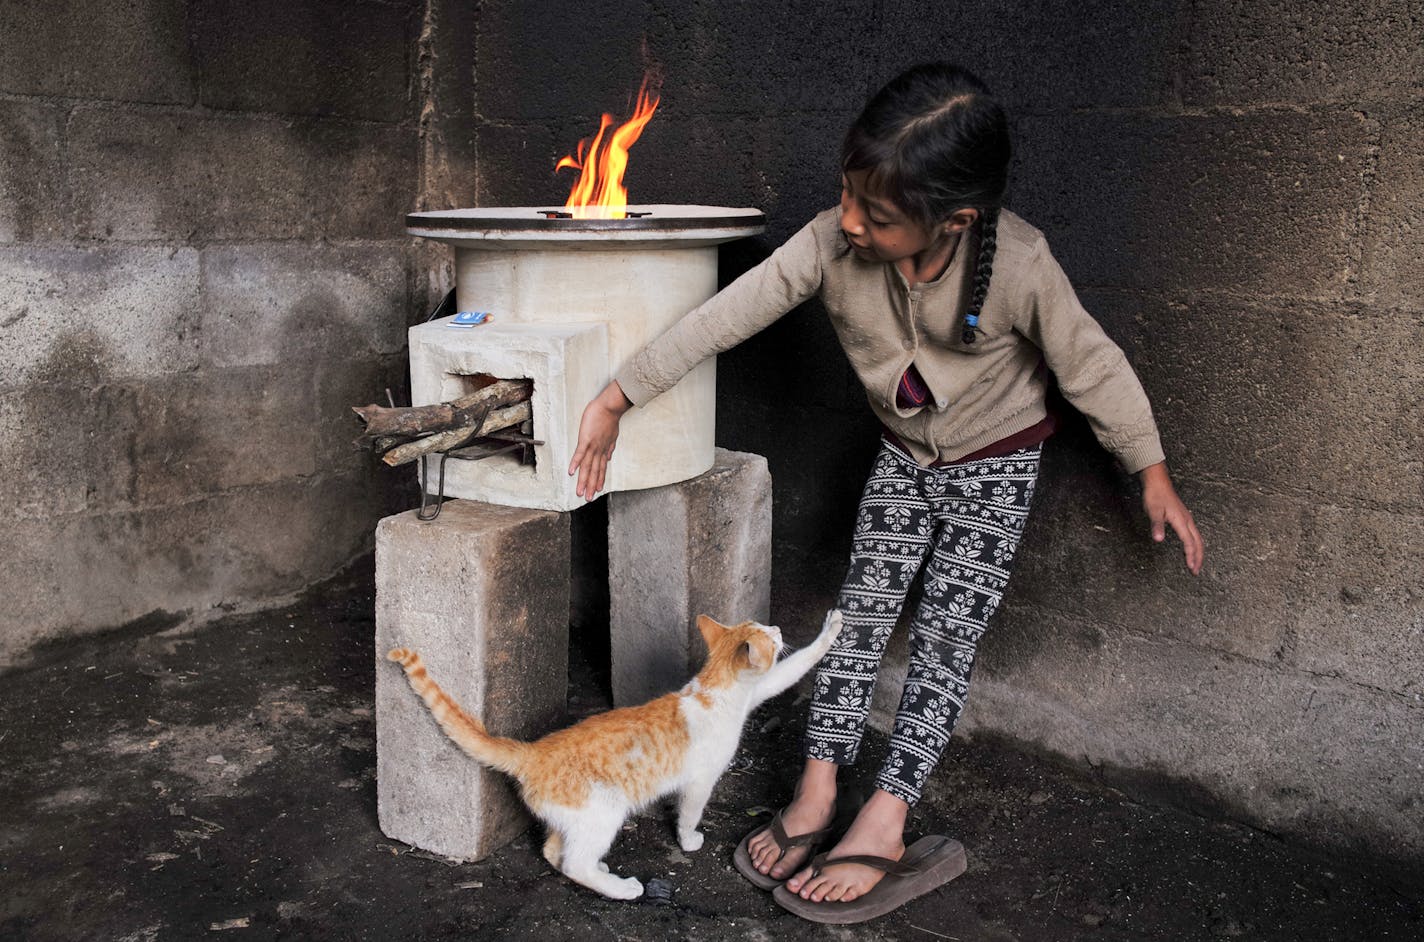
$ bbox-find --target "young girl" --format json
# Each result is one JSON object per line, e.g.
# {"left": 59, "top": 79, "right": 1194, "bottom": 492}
{"left": 568, "top": 62, "right": 1203, "bottom": 922}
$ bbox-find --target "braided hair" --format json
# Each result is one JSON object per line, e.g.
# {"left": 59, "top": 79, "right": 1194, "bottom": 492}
{"left": 842, "top": 63, "right": 1011, "bottom": 345}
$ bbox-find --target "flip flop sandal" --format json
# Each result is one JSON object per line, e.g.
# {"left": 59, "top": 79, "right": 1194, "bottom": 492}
{"left": 732, "top": 807, "right": 835, "bottom": 891}
{"left": 770, "top": 834, "right": 968, "bottom": 924}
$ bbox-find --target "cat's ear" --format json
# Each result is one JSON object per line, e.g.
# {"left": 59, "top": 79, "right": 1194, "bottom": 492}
{"left": 738, "top": 638, "right": 771, "bottom": 672}
{"left": 696, "top": 614, "right": 722, "bottom": 649}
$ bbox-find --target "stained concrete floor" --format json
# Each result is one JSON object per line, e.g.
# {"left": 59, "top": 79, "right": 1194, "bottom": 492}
{"left": 2, "top": 560, "right": 1420, "bottom": 941}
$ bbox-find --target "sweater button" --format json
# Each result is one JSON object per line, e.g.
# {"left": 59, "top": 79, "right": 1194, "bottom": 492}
{"left": 902, "top": 339, "right": 914, "bottom": 351}
{"left": 936, "top": 397, "right": 949, "bottom": 409}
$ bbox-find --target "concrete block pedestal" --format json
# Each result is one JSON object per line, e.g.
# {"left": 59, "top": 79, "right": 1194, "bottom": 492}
{"left": 374, "top": 447, "right": 771, "bottom": 858}
{"left": 608, "top": 448, "right": 772, "bottom": 705}
{"left": 375, "top": 500, "right": 569, "bottom": 862}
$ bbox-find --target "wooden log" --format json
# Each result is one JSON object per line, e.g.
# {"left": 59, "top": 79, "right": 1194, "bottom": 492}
{"left": 353, "top": 379, "right": 532, "bottom": 438}
{"left": 381, "top": 401, "right": 533, "bottom": 467}
{"left": 371, "top": 435, "right": 412, "bottom": 454}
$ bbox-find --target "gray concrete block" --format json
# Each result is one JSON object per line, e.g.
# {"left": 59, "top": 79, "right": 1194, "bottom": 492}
{"left": 0, "top": 100, "right": 67, "bottom": 243}
{"left": 643, "top": 0, "right": 869, "bottom": 117}
{"left": 121, "top": 366, "right": 319, "bottom": 505}
{"left": 607, "top": 448, "right": 772, "bottom": 705}
{"left": 1086, "top": 291, "right": 1424, "bottom": 511}
{"left": 376, "top": 501, "right": 570, "bottom": 862}
{"left": 68, "top": 108, "right": 307, "bottom": 242}
{"left": 1288, "top": 505, "right": 1424, "bottom": 696}
{"left": 0, "top": 471, "right": 384, "bottom": 666}
{"left": 876, "top": 0, "right": 1188, "bottom": 112}
{"left": 1183, "top": 0, "right": 1424, "bottom": 107}
{"left": 293, "top": 121, "right": 421, "bottom": 241}
{"left": 0, "top": 246, "right": 201, "bottom": 389}
{"left": 0, "top": 0, "right": 193, "bottom": 103}
{"left": 198, "top": 243, "right": 411, "bottom": 370}
{"left": 962, "top": 626, "right": 1424, "bottom": 862}
{"left": 195, "top": 0, "right": 417, "bottom": 122}
{"left": 1363, "top": 105, "right": 1424, "bottom": 309}
{"left": 0, "top": 385, "right": 133, "bottom": 519}
{"left": 69, "top": 107, "right": 416, "bottom": 242}
{"left": 471, "top": 123, "right": 562, "bottom": 208}
{"left": 473, "top": 2, "right": 658, "bottom": 122}
{"left": 1009, "top": 469, "right": 1303, "bottom": 663}
{"left": 1011, "top": 110, "right": 1370, "bottom": 298}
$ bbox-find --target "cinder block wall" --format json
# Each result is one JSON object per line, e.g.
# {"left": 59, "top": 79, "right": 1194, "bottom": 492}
{"left": 3, "top": 0, "right": 1418, "bottom": 866}
{"left": 469, "top": 0, "right": 1423, "bottom": 863}
{"left": 0, "top": 0, "right": 473, "bottom": 663}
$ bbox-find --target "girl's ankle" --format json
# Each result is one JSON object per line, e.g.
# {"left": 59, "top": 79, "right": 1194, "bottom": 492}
{"left": 791, "top": 776, "right": 838, "bottom": 809}
{"left": 793, "top": 786, "right": 836, "bottom": 808}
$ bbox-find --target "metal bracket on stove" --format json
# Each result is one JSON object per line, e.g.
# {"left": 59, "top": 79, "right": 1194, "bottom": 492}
{"left": 416, "top": 424, "right": 545, "bottom": 522}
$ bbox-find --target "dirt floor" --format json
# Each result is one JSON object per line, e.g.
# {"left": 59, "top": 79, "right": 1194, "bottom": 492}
{"left": 1, "top": 560, "right": 1420, "bottom": 941}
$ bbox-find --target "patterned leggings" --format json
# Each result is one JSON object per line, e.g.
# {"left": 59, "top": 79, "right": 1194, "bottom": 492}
{"left": 804, "top": 438, "right": 1040, "bottom": 805}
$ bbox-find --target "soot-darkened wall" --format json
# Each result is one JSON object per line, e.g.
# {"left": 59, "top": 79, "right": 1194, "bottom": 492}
{"left": 0, "top": 0, "right": 442, "bottom": 663}
{"left": 465, "top": 0, "right": 1424, "bottom": 863}
{"left": 1, "top": 0, "right": 1417, "bottom": 867}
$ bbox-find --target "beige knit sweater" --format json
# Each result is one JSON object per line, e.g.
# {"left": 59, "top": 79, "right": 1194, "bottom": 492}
{"left": 615, "top": 207, "right": 1165, "bottom": 473}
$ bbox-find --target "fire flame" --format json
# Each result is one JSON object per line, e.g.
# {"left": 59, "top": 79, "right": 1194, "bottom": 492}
{"left": 555, "top": 75, "right": 660, "bottom": 218}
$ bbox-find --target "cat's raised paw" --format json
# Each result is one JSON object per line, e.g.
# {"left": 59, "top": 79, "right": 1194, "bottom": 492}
{"left": 821, "top": 609, "right": 843, "bottom": 644}
{"left": 678, "top": 829, "right": 705, "bottom": 853}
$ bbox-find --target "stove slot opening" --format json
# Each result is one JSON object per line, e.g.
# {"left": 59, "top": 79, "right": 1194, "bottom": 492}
{"left": 442, "top": 371, "right": 537, "bottom": 470}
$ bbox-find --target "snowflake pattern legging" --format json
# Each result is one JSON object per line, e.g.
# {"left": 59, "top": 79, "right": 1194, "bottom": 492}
{"left": 804, "top": 437, "right": 1041, "bottom": 805}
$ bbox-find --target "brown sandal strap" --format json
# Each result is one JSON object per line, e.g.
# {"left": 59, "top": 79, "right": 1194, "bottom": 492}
{"left": 807, "top": 844, "right": 937, "bottom": 880}
{"left": 761, "top": 808, "right": 834, "bottom": 868}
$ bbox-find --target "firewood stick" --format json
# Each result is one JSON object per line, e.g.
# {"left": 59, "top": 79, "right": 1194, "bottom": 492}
{"left": 381, "top": 401, "right": 533, "bottom": 467}
{"left": 371, "top": 435, "right": 411, "bottom": 454}
{"left": 353, "top": 379, "right": 532, "bottom": 438}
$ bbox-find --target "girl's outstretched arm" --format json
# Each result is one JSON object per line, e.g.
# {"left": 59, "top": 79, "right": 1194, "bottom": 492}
{"left": 1139, "top": 462, "right": 1204, "bottom": 574}
{"left": 568, "top": 380, "right": 633, "bottom": 499}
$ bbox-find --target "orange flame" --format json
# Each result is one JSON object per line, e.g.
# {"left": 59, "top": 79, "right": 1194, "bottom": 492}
{"left": 556, "top": 75, "right": 660, "bottom": 218}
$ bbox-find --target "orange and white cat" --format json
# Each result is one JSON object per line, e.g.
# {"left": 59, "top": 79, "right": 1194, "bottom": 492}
{"left": 387, "top": 609, "right": 841, "bottom": 900}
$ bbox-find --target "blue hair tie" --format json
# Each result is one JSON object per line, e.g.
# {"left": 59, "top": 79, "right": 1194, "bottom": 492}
{"left": 961, "top": 313, "right": 979, "bottom": 345}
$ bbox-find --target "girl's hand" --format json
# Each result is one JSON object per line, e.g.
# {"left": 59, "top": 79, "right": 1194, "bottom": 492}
{"left": 568, "top": 380, "right": 634, "bottom": 499}
{"left": 1139, "top": 462, "right": 1204, "bottom": 575}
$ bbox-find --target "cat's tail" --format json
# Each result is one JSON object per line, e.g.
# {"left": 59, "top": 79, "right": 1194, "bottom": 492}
{"left": 386, "top": 648, "right": 528, "bottom": 776}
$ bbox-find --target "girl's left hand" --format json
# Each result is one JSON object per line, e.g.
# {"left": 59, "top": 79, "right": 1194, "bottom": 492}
{"left": 1138, "top": 462, "right": 1204, "bottom": 575}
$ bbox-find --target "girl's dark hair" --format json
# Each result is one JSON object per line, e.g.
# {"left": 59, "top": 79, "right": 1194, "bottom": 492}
{"left": 843, "top": 63, "right": 1011, "bottom": 344}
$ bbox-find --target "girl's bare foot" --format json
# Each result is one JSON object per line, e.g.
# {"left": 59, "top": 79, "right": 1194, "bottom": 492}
{"left": 747, "top": 758, "right": 837, "bottom": 880}
{"left": 786, "top": 788, "right": 909, "bottom": 903}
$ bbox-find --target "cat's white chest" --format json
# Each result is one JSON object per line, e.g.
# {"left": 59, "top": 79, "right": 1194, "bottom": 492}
{"left": 677, "top": 690, "right": 751, "bottom": 780}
